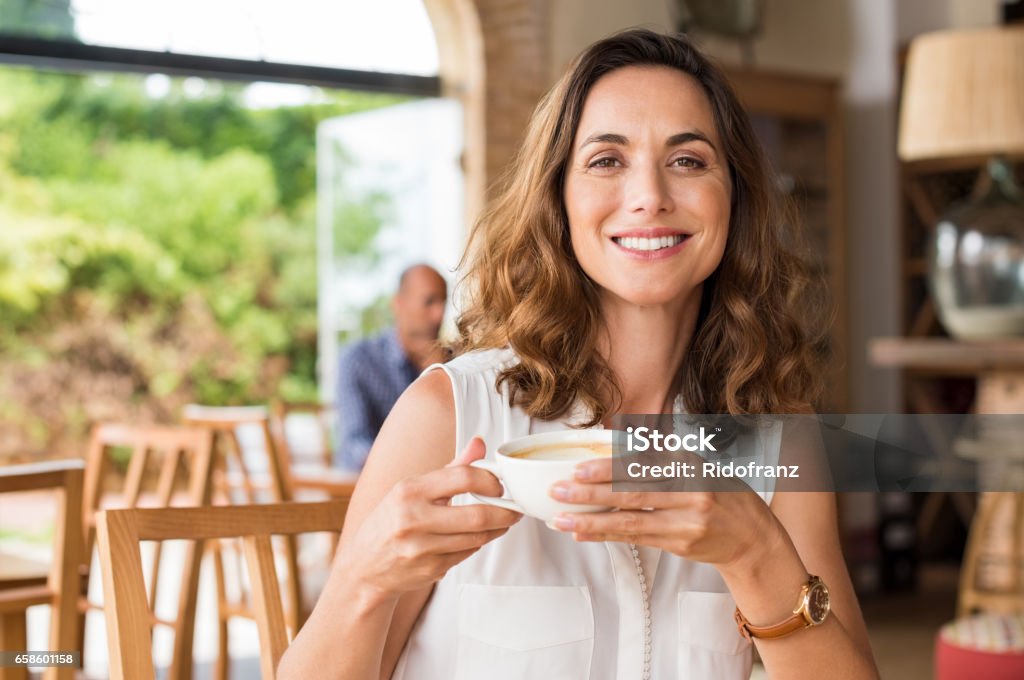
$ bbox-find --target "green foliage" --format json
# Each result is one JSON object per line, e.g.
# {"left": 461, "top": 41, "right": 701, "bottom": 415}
{"left": 23, "top": 72, "right": 408, "bottom": 210}
{"left": 0, "top": 204, "right": 181, "bottom": 327}
{"left": 0, "top": 65, "right": 402, "bottom": 458}
{"left": 0, "top": 0, "right": 74, "bottom": 39}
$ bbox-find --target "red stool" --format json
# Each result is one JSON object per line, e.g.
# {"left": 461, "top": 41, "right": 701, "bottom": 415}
{"left": 935, "top": 613, "right": 1024, "bottom": 680}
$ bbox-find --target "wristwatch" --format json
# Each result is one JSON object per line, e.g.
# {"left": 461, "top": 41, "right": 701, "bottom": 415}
{"left": 733, "top": 574, "right": 830, "bottom": 641}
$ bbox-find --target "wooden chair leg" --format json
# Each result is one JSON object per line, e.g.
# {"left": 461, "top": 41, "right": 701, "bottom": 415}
{"left": 0, "top": 611, "right": 28, "bottom": 680}
{"left": 72, "top": 588, "right": 87, "bottom": 673}
{"left": 167, "top": 539, "right": 205, "bottom": 680}
{"left": 215, "top": 618, "right": 229, "bottom": 680}
{"left": 282, "top": 535, "right": 304, "bottom": 632}
{"left": 212, "top": 543, "right": 230, "bottom": 680}
{"left": 48, "top": 472, "right": 83, "bottom": 680}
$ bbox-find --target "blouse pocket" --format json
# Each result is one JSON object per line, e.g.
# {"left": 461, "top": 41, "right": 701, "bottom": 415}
{"left": 455, "top": 584, "right": 594, "bottom": 680}
{"left": 677, "top": 591, "right": 753, "bottom": 680}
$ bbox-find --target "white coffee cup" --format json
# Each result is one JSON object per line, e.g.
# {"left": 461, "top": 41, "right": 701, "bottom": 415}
{"left": 469, "top": 429, "right": 614, "bottom": 527}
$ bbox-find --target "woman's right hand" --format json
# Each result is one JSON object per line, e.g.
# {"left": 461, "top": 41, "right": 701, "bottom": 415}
{"left": 335, "top": 436, "right": 522, "bottom": 599}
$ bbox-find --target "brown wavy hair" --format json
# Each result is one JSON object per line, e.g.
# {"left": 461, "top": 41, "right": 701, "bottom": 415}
{"left": 455, "top": 28, "right": 830, "bottom": 423}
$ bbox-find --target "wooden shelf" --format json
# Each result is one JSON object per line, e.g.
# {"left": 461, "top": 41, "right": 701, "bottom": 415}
{"left": 870, "top": 337, "right": 1024, "bottom": 416}
{"left": 870, "top": 337, "right": 1024, "bottom": 374}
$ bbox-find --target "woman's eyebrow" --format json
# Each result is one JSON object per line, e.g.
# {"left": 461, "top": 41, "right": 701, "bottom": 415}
{"left": 666, "top": 131, "right": 717, "bottom": 152}
{"left": 577, "top": 132, "right": 628, "bottom": 150}
{"left": 577, "top": 130, "right": 717, "bottom": 152}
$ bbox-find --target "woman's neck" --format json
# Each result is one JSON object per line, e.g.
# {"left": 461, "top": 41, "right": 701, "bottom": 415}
{"left": 597, "top": 290, "right": 703, "bottom": 419}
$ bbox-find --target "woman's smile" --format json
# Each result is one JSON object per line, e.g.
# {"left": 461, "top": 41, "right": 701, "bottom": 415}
{"left": 610, "top": 228, "right": 691, "bottom": 259}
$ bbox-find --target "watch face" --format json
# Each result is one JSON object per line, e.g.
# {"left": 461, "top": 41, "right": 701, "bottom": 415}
{"left": 808, "top": 582, "right": 830, "bottom": 624}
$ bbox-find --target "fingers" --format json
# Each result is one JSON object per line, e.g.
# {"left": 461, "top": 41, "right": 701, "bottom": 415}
{"left": 436, "top": 547, "right": 483, "bottom": 571}
{"left": 403, "top": 461, "right": 506, "bottom": 502}
{"left": 573, "top": 457, "right": 612, "bottom": 483}
{"left": 550, "top": 480, "right": 702, "bottom": 510}
{"left": 554, "top": 509, "right": 661, "bottom": 536}
{"left": 572, "top": 457, "right": 695, "bottom": 493}
{"left": 556, "top": 509, "right": 702, "bottom": 553}
{"left": 575, "top": 455, "right": 750, "bottom": 494}
{"left": 573, "top": 455, "right": 707, "bottom": 483}
{"left": 447, "top": 436, "right": 486, "bottom": 467}
{"left": 389, "top": 480, "right": 521, "bottom": 541}
{"left": 416, "top": 501, "right": 523, "bottom": 534}
{"left": 419, "top": 526, "right": 512, "bottom": 554}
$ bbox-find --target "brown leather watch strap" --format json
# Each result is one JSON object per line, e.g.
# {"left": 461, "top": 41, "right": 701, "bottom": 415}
{"left": 733, "top": 608, "right": 810, "bottom": 640}
{"left": 733, "top": 574, "right": 829, "bottom": 641}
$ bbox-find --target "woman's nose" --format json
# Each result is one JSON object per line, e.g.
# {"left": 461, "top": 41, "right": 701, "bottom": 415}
{"left": 625, "top": 164, "right": 675, "bottom": 216}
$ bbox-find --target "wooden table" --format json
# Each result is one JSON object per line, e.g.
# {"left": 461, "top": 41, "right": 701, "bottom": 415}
{"left": 0, "top": 551, "right": 48, "bottom": 590}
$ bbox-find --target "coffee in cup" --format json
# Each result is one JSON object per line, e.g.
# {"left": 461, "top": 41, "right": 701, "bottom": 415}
{"left": 469, "top": 430, "right": 614, "bottom": 527}
{"left": 508, "top": 441, "right": 613, "bottom": 461}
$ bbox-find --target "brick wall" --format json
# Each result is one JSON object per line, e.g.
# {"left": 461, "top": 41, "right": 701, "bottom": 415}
{"left": 473, "top": 0, "right": 549, "bottom": 195}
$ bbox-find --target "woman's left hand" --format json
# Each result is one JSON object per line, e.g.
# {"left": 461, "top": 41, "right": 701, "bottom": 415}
{"left": 549, "top": 457, "right": 786, "bottom": 573}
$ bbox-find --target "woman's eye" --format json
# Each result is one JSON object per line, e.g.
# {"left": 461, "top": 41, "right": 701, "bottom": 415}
{"left": 588, "top": 157, "right": 620, "bottom": 169}
{"left": 672, "top": 156, "right": 705, "bottom": 169}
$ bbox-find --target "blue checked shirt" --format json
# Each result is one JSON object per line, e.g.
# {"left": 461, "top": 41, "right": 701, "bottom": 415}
{"left": 335, "top": 328, "right": 420, "bottom": 471}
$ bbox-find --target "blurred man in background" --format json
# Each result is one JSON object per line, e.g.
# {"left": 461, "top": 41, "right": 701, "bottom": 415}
{"left": 335, "top": 264, "right": 448, "bottom": 471}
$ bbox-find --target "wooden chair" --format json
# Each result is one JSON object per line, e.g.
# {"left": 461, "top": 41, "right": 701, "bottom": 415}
{"left": 0, "top": 460, "right": 84, "bottom": 680}
{"left": 269, "top": 400, "right": 335, "bottom": 469}
{"left": 180, "top": 405, "right": 303, "bottom": 680}
{"left": 81, "top": 423, "right": 216, "bottom": 680}
{"left": 96, "top": 500, "right": 348, "bottom": 680}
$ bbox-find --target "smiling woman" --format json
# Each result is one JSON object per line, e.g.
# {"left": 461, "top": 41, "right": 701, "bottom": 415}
{"left": 279, "top": 28, "right": 878, "bottom": 680}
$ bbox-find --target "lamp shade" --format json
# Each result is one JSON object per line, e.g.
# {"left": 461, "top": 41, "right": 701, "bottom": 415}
{"left": 899, "top": 26, "right": 1024, "bottom": 161}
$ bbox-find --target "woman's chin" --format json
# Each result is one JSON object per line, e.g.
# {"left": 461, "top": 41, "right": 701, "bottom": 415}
{"left": 601, "top": 288, "right": 697, "bottom": 311}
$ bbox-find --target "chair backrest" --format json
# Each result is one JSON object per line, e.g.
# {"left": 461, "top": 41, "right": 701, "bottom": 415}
{"left": 181, "top": 404, "right": 293, "bottom": 503}
{"left": 0, "top": 460, "right": 84, "bottom": 680}
{"left": 96, "top": 500, "right": 348, "bottom": 680}
{"left": 269, "top": 401, "right": 335, "bottom": 469}
{"left": 83, "top": 423, "right": 216, "bottom": 556}
{"left": 81, "top": 423, "right": 215, "bottom": 680}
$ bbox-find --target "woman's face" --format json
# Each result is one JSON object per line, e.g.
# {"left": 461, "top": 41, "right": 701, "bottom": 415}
{"left": 564, "top": 65, "right": 731, "bottom": 310}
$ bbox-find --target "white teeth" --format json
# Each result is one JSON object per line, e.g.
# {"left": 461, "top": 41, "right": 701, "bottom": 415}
{"left": 613, "top": 235, "right": 685, "bottom": 251}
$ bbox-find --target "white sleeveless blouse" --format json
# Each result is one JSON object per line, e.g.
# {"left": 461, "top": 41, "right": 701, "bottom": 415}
{"left": 390, "top": 348, "right": 779, "bottom": 680}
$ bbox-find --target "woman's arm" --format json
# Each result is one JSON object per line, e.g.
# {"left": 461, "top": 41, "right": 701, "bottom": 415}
{"left": 278, "top": 369, "right": 521, "bottom": 680}
{"left": 719, "top": 417, "right": 875, "bottom": 677}
{"left": 719, "top": 490, "right": 878, "bottom": 679}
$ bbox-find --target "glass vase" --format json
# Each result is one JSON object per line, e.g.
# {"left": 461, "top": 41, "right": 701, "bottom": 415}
{"left": 929, "top": 157, "right": 1024, "bottom": 339}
